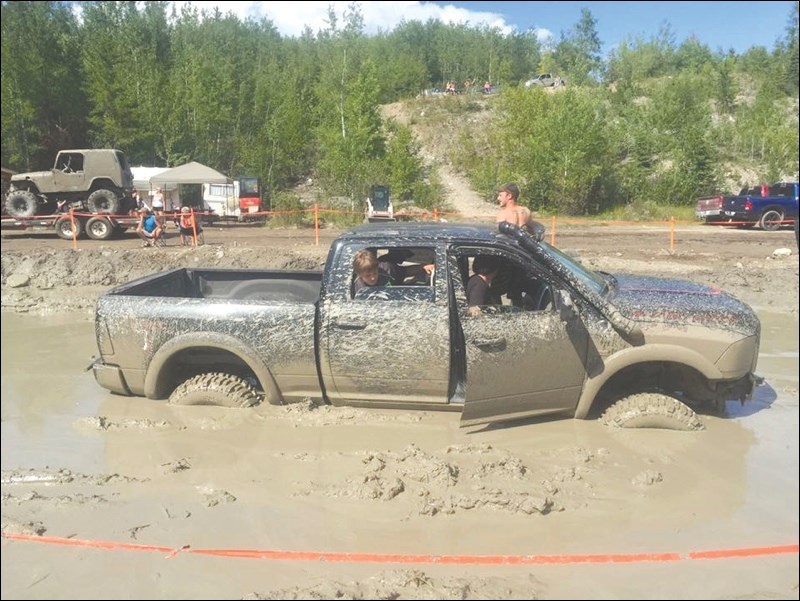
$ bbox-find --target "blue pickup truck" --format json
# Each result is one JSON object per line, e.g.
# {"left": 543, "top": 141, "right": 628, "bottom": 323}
{"left": 695, "top": 181, "right": 799, "bottom": 231}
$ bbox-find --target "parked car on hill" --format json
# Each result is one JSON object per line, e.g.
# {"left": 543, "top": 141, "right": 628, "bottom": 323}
{"left": 524, "top": 73, "right": 565, "bottom": 88}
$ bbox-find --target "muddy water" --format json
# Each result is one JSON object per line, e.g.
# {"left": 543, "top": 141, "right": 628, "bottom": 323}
{"left": 1, "top": 313, "right": 103, "bottom": 473}
{"left": 1, "top": 309, "right": 797, "bottom": 599}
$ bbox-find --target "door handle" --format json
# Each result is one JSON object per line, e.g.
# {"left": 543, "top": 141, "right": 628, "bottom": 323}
{"left": 335, "top": 320, "right": 367, "bottom": 330}
{"left": 472, "top": 337, "right": 506, "bottom": 350}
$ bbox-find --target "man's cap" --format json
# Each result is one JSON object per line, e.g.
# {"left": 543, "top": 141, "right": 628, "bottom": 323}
{"left": 498, "top": 182, "right": 520, "bottom": 200}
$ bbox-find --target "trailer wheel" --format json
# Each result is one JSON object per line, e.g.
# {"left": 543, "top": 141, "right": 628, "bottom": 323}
{"left": 5, "top": 190, "right": 38, "bottom": 218}
{"left": 55, "top": 216, "right": 84, "bottom": 240}
{"left": 600, "top": 392, "right": 704, "bottom": 431}
{"left": 168, "top": 373, "right": 262, "bottom": 408}
{"left": 85, "top": 216, "right": 114, "bottom": 240}
{"left": 87, "top": 189, "right": 120, "bottom": 215}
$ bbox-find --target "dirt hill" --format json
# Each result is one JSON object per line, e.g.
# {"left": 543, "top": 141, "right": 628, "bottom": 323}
{"left": 381, "top": 96, "right": 496, "bottom": 220}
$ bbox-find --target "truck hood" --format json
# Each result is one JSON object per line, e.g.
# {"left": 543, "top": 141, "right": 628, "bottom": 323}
{"left": 12, "top": 171, "right": 51, "bottom": 182}
{"left": 608, "top": 274, "right": 759, "bottom": 336}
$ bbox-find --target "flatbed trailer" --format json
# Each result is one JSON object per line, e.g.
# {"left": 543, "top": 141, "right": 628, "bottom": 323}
{"left": 1, "top": 212, "right": 142, "bottom": 240}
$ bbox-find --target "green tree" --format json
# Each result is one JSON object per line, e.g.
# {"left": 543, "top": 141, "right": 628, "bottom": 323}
{"left": 778, "top": 0, "right": 799, "bottom": 94}
{"left": 552, "top": 8, "right": 603, "bottom": 85}
{"left": 485, "top": 87, "right": 611, "bottom": 214}
{"left": 1, "top": 1, "right": 87, "bottom": 169}
{"left": 384, "top": 120, "right": 424, "bottom": 201}
{"left": 715, "top": 51, "right": 737, "bottom": 115}
{"left": 80, "top": 2, "right": 171, "bottom": 154}
{"left": 314, "top": 6, "right": 385, "bottom": 199}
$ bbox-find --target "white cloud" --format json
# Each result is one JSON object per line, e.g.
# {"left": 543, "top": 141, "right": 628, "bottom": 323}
{"left": 174, "top": 1, "right": 514, "bottom": 36}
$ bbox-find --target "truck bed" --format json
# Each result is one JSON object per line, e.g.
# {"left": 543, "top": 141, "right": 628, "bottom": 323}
{"left": 108, "top": 267, "right": 323, "bottom": 302}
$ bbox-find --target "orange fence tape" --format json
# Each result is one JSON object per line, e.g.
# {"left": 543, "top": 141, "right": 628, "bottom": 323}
{"left": 4, "top": 206, "right": 795, "bottom": 252}
{"left": 3, "top": 533, "right": 797, "bottom": 566}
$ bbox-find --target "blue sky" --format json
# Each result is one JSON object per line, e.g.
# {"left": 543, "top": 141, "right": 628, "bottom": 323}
{"left": 178, "top": 1, "right": 795, "bottom": 55}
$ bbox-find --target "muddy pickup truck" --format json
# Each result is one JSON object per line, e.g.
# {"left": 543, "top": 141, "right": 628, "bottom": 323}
{"left": 91, "top": 222, "right": 761, "bottom": 430}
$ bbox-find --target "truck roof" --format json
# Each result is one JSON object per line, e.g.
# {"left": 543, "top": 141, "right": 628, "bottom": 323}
{"left": 341, "top": 221, "right": 502, "bottom": 243}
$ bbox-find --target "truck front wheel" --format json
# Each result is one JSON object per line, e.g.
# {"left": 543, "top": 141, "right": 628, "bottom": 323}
{"left": 87, "top": 189, "right": 120, "bottom": 215}
{"left": 168, "top": 373, "right": 262, "bottom": 408}
{"left": 600, "top": 392, "right": 704, "bottom": 431}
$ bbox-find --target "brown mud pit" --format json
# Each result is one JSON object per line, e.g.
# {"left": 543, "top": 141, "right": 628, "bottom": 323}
{"left": 1, "top": 221, "right": 798, "bottom": 599}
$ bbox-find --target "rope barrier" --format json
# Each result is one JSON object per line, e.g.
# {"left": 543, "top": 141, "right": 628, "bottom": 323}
{"left": 2, "top": 533, "right": 796, "bottom": 566}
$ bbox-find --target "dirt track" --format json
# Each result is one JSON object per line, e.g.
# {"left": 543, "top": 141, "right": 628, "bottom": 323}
{"left": 1, "top": 219, "right": 798, "bottom": 316}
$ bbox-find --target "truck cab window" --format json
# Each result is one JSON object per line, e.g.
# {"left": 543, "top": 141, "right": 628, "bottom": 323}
{"left": 455, "top": 250, "right": 553, "bottom": 314}
{"left": 351, "top": 246, "right": 435, "bottom": 301}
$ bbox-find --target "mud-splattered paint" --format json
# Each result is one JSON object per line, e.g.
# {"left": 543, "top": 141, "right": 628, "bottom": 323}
{"left": 92, "top": 222, "right": 761, "bottom": 423}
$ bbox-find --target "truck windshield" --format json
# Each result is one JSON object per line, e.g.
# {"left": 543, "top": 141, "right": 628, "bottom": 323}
{"left": 537, "top": 241, "right": 608, "bottom": 295}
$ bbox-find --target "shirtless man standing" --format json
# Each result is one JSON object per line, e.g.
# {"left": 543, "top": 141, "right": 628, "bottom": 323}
{"left": 495, "top": 182, "right": 531, "bottom": 228}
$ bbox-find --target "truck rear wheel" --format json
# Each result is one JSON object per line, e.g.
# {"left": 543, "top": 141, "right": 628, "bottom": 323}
{"left": 759, "top": 209, "right": 784, "bottom": 231}
{"left": 600, "top": 392, "right": 704, "bottom": 431}
{"left": 168, "top": 373, "right": 262, "bottom": 408}
{"left": 87, "top": 189, "right": 120, "bottom": 215}
{"left": 55, "top": 216, "right": 84, "bottom": 240}
{"left": 5, "top": 190, "right": 38, "bottom": 218}
{"left": 85, "top": 216, "right": 114, "bottom": 240}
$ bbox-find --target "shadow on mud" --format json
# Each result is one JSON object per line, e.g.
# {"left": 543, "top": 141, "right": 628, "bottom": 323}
{"left": 720, "top": 380, "right": 778, "bottom": 419}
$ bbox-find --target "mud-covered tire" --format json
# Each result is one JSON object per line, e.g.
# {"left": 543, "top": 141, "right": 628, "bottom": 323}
{"left": 168, "top": 373, "right": 262, "bottom": 408}
{"left": 600, "top": 393, "right": 704, "bottom": 431}
{"left": 5, "top": 190, "right": 38, "bottom": 218}
{"left": 87, "top": 189, "right": 120, "bottom": 215}
{"left": 759, "top": 209, "right": 783, "bottom": 231}
{"left": 85, "top": 216, "right": 114, "bottom": 240}
{"left": 55, "top": 216, "right": 83, "bottom": 240}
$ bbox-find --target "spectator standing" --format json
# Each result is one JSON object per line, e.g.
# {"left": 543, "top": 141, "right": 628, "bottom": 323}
{"left": 151, "top": 187, "right": 165, "bottom": 215}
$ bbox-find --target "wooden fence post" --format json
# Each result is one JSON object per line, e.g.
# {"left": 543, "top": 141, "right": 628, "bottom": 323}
{"left": 314, "top": 203, "right": 319, "bottom": 246}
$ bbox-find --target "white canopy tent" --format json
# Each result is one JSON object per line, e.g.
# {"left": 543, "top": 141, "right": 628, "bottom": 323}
{"left": 142, "top": 162, "right": 230, "bottom": 211}
{"left": 149, "top": 161, "right": 230, "bottom": 185}
{"left": 131, "top": 166, "right": 173, "bottom": 191}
